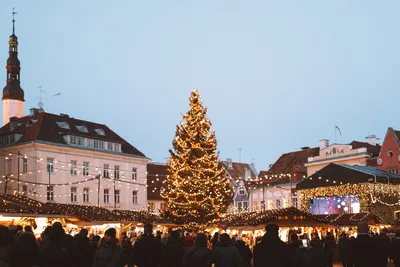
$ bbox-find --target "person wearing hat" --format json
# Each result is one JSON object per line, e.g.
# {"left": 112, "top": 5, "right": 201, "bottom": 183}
{"left": 253, "top": 224, "right": 289, "bottom": 267}
{"left": 233, "top": 236, "right": 252, "bottom": 267}
{"left": 92, "top": 228, "right": 123, "bottom": 267}
{"left": 134, "top": 223, "right": 166, "bottom": 267}
{"left": 349, "top": 221, "right": 379, "bottom": 267}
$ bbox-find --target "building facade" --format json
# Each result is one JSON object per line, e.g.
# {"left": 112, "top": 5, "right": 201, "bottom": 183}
{"left": 376, "top": 128, "right": 400, "bottom": 174}
{"left": 146, "top": 162, "right": 167, "bottom": 214}
{"left": 0, "top": 19, "right": 149, "bottom": 211}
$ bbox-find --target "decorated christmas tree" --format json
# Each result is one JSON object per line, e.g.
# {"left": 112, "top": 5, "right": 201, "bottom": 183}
{"left": 162, "top": 89, "right": 232, "bottom": 224}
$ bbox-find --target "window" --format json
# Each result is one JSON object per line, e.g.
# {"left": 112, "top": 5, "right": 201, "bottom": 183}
{"left": 243, "top": 201, "right": 248, "bottom": 210}
{"left": 107, "top": 142, "right": 113, "bottom": 150}
{"left": 56, "top": 121, "right": 70, "bottom": 129}
{"left": 114, "top": 165, "right": 120, "bottom": 179}
{"left": 239, "top": 187, "right": 245, "bottom": 195}
{"left": 237, "top": 202, "right": 242, "bottom": 212}
{"left": 292, "top": 198, "right": 298, "bottom": 208}
{"left": 104, "top": 189, "right": 110, "bottom": 203}
{"left": 70, "top": 136, "right": 77, "bottom": 145}
{"left": 94, "top": 140, "right": 99, "bottom": 148}
{"left": 47, "top": 186, "right": 54, "bottom": 202}
{"left": 389, "top": 169, "right": 398, "bottom": 174}
{"left": 132, "top": 190, "right": 138, "bottom": 204}
{"left": 103, "top": 164, "right": 110, "bottom": 178}
{"left": 148, "top": 202, "right": 155, "bottom": 212}
{"left": 22, "top": 158, "right": 28, "bottom": 173}
{"left": 160, "top": 202, "right": 166, "bottom": 211}
{"left": 77, "top": 137, "right": 84, "bottom": 146}
{"left": 95, "top": 129, "right": 105, "bottom": 136}
{"left": 83, "top": 162, "right": 89, "bottom": 176}
{"left": 115, "top": 190, "right": 120, "bottom": 204}
{"left": 132, "top": 168, "right": 137, "bottom": 180}
{"left": 70, "top": 160, "right": 77, "bottom": 175}
{"left": 83, "top": 188, "right": 89, "bottom": 203}
{"left": 276, "top": 199, "right": 281, "bottom": 209}
{"left": 70, "top": 187, "right": 77, "bottom": 202}
{"left": 99, "top": 141, "right": 104, "bottom": 149}
{"left": 26, "top": 119, "right": 38, "bottom": 127}
{"left": 253, "top": 201, "right": 258, "bottom": 211}
{"left": 76, "top": 125, "right": 89, "bottom": 133}
{"left": 22, "top": 184, "right": 27, "bottom": 195}
{"left": 47, "top": 158, "right": 54, "bottom": 173}
{"left": 5, "top": 159, "right": 12, "bottom": 175}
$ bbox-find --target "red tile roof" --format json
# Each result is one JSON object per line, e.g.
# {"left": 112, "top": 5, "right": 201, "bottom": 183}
{"left": 267, "top": 147, "right": 320, "bottom": 174}
{"left": 146, "top": 163, "right": 167, "bottom": 201}
{"left": 0, "top": 112, "right": 146, "bottom": 157}
{"left": 350, "top": 141, "right": 381, "bottom": 157}
{"left": 224, "top": 162, "right": 257, "bottom": 180}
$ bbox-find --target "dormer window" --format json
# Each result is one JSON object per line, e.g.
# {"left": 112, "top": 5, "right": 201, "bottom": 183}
{"left": 76, "top": 125, "right": 89, "bottom": 133}
{"left": 388, "top": 150, "right": 394, "bottom": 157}
{"left": 95, "top": 129, "right": 105, "bottom": 136}
{"left": 239, "top": 187, "right": 245, "bottom": 195}
{"left": 26, "top": 119, "right": 38, "bottom": 127}
{"left": 56, "top": 121, "right": 70, "bottom": 130}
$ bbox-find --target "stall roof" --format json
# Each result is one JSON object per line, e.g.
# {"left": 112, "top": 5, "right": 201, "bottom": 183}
{"left": 316, "top": 213, "right": 383, "bottom": 226}
{"left": 296, "top": 163, "right": 400, "bottom": 190}
{"left": 0, "top": 194, "right": 62, "bottom": 216}
{"left": 220, "top": 207, "right": 328, "bottom": 227}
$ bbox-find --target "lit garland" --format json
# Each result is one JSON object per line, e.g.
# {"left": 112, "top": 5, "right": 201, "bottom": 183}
{"left": 161, "top": 90, "right": 232, "bottom": 224}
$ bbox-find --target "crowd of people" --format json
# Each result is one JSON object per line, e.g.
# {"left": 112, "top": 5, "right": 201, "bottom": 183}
{"left": 0, "top": 221, "right": 399, "bottom": 267}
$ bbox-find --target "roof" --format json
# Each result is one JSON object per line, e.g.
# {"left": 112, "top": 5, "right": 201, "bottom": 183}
{"left": 268, "top": 147, "right": 320, "bottom": 174}
{"left": 296, "top": 163, "right": 400, "bottom": 190}
{"left": 224, "top": 162, "right": 257, "bottom": 180}
{"left": 0, "top": 112, "right": 146, "bottom": 157}
{"left": 316, "top": 213, "right": 382, "bottom": 226}
{"left": 147, "top": 163, "right": 167, "bottom": 201}
{"left": 350, "top": 141, "right": 381, "bottom": 157}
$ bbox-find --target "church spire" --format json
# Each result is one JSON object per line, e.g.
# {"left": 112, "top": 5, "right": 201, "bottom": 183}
{"left": 2, "top": 9, "right": 25, "bottom": 126}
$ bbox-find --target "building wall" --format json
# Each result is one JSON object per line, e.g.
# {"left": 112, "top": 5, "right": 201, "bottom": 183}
{"left": 2, "top": 99, "right": 24, "bottom": 126}
{"left": 249, "top": 184, "right": 296, "bottom": 211}
{"left": 0, "top": 142, "right": 149, "bottom": 210}
{"left": 376, "top": 131, "right": 400, "bottom": 174}
{"left": 147, "top": 199, "right": 166, "bottom": 214}
{"left": 306, "top": 157, "right": 368, "bottom": 176}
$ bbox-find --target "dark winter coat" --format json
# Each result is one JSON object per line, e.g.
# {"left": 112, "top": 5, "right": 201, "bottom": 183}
{"left": 41, "top": 241, "right": 73, "bottom": 267}
{"left": 7, "top": 233, "right": 42, "bottom": 267}
{"left": 164, "top": 237, "right": 184, "bottom": 267}
{"left": 182, "top": 245, "right": 212, "bottom": 267}
{"left": 183, "top": 236, "right": 194, "bottom": 251}
{"left": 0, "top": 247, "right": 10, "bottom": 267}
{"left": 253, "top": 234, "right": 289, "bottom": 267}
{"left": 209, "top": 245, "right": 245, "bottom": 267}
{"left": 303, "top": 247, "right": 326, "bottom": 267}
{"left": 287, "top": 240, "right": 302, "bottom": 266}
{"left": 134, "top": 234, "right": 166, "bottom": 267}
{"left": 324, "top": 235, "right": 336, "bottom": 256}
{"left": 350, "top": 234, "right": 379, "bottom": 267}
{"left": 92, "top": 240, "right": 122, "bottom": 267}
{"left": 374, "top": 233, "right": 390, "bottom": 267}
{"left": 74, "top": 234, "right": 91, "bottom": 267}
{"left": 233, "top": 240, "right": 252, "bottom": 267}
{"left": 390, "top": 238, "right": 400, "bottom": 267}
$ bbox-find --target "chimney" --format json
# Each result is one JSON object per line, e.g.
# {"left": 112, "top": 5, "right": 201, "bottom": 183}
{"left": 268, "top": 164, "right": 273, "bottom": 169}
{"left": 9, "top": 117, "right": 18, "bottom": 131}
{"left": 226, "top": 158, "right": 233, "bottom": 170}
{"left": 319, "top": 139, "right": 329, "bottom": 150}
{"left": 30, "top": 108, "right": 39, "bottom": 116}
{"left": 366, "top": 135, "right": 377, "bottom": 146}
{"left": 164, "top": 157, "right": 170, "bottom": 165}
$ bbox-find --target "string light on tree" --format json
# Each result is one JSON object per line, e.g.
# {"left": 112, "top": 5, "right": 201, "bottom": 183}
{"left": 161, "top": 89, "right": 232, "bottom": 224}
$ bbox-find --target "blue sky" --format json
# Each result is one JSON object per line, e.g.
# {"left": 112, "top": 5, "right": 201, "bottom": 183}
{"left": 1, "top": 0, "right": 399, "bottom": 171}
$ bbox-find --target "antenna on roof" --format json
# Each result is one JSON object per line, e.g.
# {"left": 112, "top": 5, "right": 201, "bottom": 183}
{"left": 38, "top": 86, "right": 45, "bottom": 110}
{"left": 239, "top": 148, "right": 242, "bottom": 163}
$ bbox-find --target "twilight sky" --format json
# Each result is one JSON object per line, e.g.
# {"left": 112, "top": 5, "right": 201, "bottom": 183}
{"left": 1, "top": 0, "right": 400, "bottom": 171}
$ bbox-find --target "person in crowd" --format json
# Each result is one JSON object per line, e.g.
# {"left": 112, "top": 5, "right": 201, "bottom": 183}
{"left": 89, "top": 235, "right": 101, "bottom": 265}
{"left": 165, "top": 230, "right": 184, "bottom": 267}
{"left": 287, "top": 233, "right": 302, "bottom": 267}
{"left": 211, "top": 232, "right": 219, "bottom": 250}
{"left": 338, "top": 232, "right": 348, "bottom": 267}
{"left": 303, "top": 239, "right": 326, "bottom": 267}
{"left": 324, "top": 232, "right": 336, "bottom": 267}
{"left": 74, "top": 228, "right": 91, "bottom": 267}
{"left": 156, "top": 231, "right": 162, "bottom": 241}
{"left": 374, "top": 227, "right": 390, "bottom": 267}
{"left": 0, "top": 226, "right": 13, "bottom": 267}
{"left": 182, "top": 233, "right": 212, "bottom": 267}
{"left": 390, "top": 231, "right": 400, "bottom": 267}
{"left": 253, "top": 224, "right": 289, "bottom": 267}
{"left": 41, "top": 225, "right": 73, "bottom": 267}
{"left": 350, "top": 221, "right": 378, "bottom": 267}
{"left": 120, "top": 232, "right": 134, "bottom": 267}
{"left": 183, "top": 232, "right": 194, "bottom": 251}
{"left": 52, "top": 221, "right": 77, "bottom": 264}
{"left": 92, "top": 228, "right": 122, "bottom": 267}
{"left": 8, "top": 231, "right": 42, "bottom": 267}
{"left": 133, "top": 223, "right": 166, "bottom": 267}
{"left": 208, "top": 233, "right": 244, "bottom": 267}
{"left": 24, "top": 225, "right": 33, "bottom": 234}
{"left": 233, "top": 237, "right": 252, "bottom": 267}
{"left": 7, "top": 225, "right": 18, "bottom": 243}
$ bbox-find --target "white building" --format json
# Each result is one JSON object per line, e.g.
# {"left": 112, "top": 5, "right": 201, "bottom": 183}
{"left": 0, "top": 19, "right": 149, "bottom": 211}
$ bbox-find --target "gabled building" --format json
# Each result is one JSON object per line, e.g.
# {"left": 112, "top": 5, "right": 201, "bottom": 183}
{"left": 222, "top": 158, "right": 257, "bottom": 213}
{"left": 376, "top": 128, "right": 400, "bottom": 174}
{"left": 146, "top": 162, "right": 168, "bottom": 213}
{"left": 305, "top": 136, "right": 381, "bottom": 176}
{"left": 250, "top": 147, "right": 319, "bottom": 211}
{"left": 0, "top": 18, "right": 149, "bottom": 211}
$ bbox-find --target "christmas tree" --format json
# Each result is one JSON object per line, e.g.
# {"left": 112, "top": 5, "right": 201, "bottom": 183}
{"left": 162, "top": 89, "right": 232, "bottom": 224}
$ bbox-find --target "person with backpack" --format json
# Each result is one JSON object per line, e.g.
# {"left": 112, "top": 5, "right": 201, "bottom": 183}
{"left": 92, "top": 228, "right": 122, "bottom": 267}
{"left": 182, "top": 233, "right": 212, "bottom": 267}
